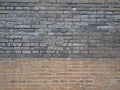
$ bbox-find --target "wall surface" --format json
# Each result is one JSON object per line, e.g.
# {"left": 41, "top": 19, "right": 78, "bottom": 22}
{"left": 0, "top": 0, "right": 120, "bottom": 58}
{"left": 0, "top": 58, "right": 120, "bottom": 90}
{"left": 0, "top": 0, "right": 120, "bottom": 90}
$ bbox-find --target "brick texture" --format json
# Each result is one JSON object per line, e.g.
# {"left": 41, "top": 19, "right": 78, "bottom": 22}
{"left": 0, "top": 0, "right": 120, "bottom": 58}
{"left": 0, "top": 0, "right": 120, "bottom": 90}
{"left": 0, "top": 58, "right": 120, "bottom": 90}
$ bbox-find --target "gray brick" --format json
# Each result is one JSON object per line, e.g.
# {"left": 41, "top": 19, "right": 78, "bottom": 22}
{"left": 14, "top": 47, "right": 30, "bottom": 50}
{"left": 57, "top": 0, "right": 73, "bottom": 3}
{"left": 23, "top": 43, "right": 39, "bottom": 47}
{"left": 74, "top": 0, "right": 89, "bottom": 3}
{"left": 13, "top": 43, "right": 22, "bottom": 46}
{"left": 46, "top": 50, "right": 55, "bottom": 53}
{"left": 31, "top": 50, "right": 39, "bottom": 54}
{"left": 14, "top": 25, "right": 30, "bottom": 29}
{"left": 0, "top": 0, "right": 119, "bottom": 58}
{"left": 22, "top": 50, "right": 31, "bottom": 54}
{"left": 5, "top": 36, "right": 22, "bottom": 40}
{"left": 41, "top": 0, "right": 56, "bottom": 3}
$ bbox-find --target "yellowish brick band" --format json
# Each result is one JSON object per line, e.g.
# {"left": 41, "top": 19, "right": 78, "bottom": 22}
{"left": 0, "top": 58, "right": 119, "bottom": 90}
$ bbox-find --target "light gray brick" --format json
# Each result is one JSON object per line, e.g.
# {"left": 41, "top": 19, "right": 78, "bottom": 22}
{"left": 6, "top": 36, "right": 22, "bottom": 39}
{"left": 14, "top": 25, "right": 30, "bottom": 29}
{"left": 57, "top": 0, "right": 73, "bottom": 3}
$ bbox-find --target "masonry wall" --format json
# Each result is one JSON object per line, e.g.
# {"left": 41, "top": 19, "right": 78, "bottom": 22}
{"left": 0, "top": 0, "right": 120, "bottom": 58}
{"left": 0, "top": 58, "right": 120, "bottom": 90}
{"left": 0, "top": 0, "right": 120, "bottom": 90}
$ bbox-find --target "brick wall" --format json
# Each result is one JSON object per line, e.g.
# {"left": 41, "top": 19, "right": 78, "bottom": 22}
{"left": 0, "top": 0, "right": 120, "bottom": 58}
{"left": 0, "top": 58, "right": 120, "bottom": 90}
{"left": 0, "top": 0, "right": 120, "bottom": 90}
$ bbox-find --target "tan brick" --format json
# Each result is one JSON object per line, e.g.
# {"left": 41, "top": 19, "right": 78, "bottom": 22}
{"left": 0, "top": 58, "right": 119, "bottom": 90}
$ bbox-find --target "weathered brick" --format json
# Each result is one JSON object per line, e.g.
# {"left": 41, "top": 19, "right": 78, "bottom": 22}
{"left": 74, "top": 0, "right": 89, "bottom": 3}
{"left": 0, "top": 0, "right": 119, "bottom": 59}
{"left": 14, "top": 25, "right": 30, "bottom": 29}
{"left": 1, "top": 58, "right": 119, "bottom": 89}
{"left": 22, "top": 50, "right": 31, "bottom": 54}
{"left": 57, "top": 0, "right": 73, "bottom": 3}
{"left": 40, "top": 0, "right": 56, "bottom": 3}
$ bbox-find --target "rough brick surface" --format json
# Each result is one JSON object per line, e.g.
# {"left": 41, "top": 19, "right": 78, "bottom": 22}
{"left": 0, "top": 1, "right": 120, "bottom": 90}
{"left": 0, "top": 58, "right": 120, "bottom": 90}
{"left": 0, "top": 0, "right": 120, "bottom": 58}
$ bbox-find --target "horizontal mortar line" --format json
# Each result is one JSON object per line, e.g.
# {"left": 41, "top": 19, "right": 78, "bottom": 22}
{"left": 0, "top": 79, "right": 94, "bottom": 81}
{"left": 3, "top": 82, "right": 94, "bottom": 84}
{"left": 1, "top": 9, "right": 120, "bottom": 11}
{"left": 0, "top": 57, "right": 119, "bottom": 58}
{"left": 0, "top": 8, "right": 120, "bottom": 10}
{"left": 0, "top": 6, "right": 120, "bottom": 8}
{"left": 0, "top": 79, "right": 95, "bottom": 80}
{"left": 0, "top": 73, "right": 108, "bottom": 76}
{"left": 63, "top": 86, "right": 98, "bottom": 89}
{"left": 0, "top": 10, "right": 119, "bottom": 15}
{"left": 0, "top": 10, "right": 120, "bottom": 15}
{"left": 0, "top": 82, "right": 95, "bottom": 84}
{"left": 0, "top": 65, "right": 114, "bottom": 67}
{"left": 1, "top": 4, "right": 118, "bottom": 6}
{"left": 0, "top": 1, "right": 120, "bottom": 4}
{"left": 0, "top": 86, "right": 105, "bottom": 89}
{"left": 0, "top": 71, "right": 112, "bottom": 77}
{"left": 0, "top": 82, "right": 100, "bottom": 84}
{"left": 0, "top": 72, "right": 107, "bottom": 74}
{"left": 1, "top": 79, "right": 95, "bottom": 81}
{"left": 2, "top": 75, "right": 94, "bottom": 78}
{"left": 0, "top": 8, "right": 120, "bottom": 12}
{"left": 0, "top": 58, "right": 119, "bottom": 59}
{"left": 0, "top": 72, "right": 104, "bottom": 74}
{"left": 0, "top": 27, "right": 118, "bottom": 29}
{"left": 0, "top": 77, "right": 112, "bottom": 80}
{"left": 0, "top": 82, "right": 94, "bottom": 84}
{"left": 0, "top": 79, "right": 95, "bottom": 81}
{"left": 1, "top": 56, "right": 120, "bottom": 58}
{"left": 0, "top": 84, "right": 94, "bottom": 87}
{"left": 0, "top": 86, "right": 102, "bottom": 88}
{"left": 0, "top": 33, "right": 115, "bottom": 35}
{"left": 1, "top": 8, "right": 119, "bottom": 10}
{"left": 0, "top": 86, "right": 102, "bottom": 89}
{"left": 0, "top": 60, "right": 115, "bottom": 62}
{"left": 0, "top": 76, "right": 95, "bottom": 81}
{"left": 5, "top": 2, "right": 118, "bottom": 4}
{"left": 0, "top": 76, "right": 92, "bottom": 78}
